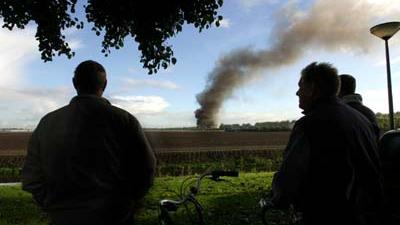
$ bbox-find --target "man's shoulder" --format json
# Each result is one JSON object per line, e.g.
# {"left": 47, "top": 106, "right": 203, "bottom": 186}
{"left": 348, "top": 102, "right": 376, "bottom": 117}
{"left": 108, "top": 104, "right": 136, "bottom": 120}
{"left": 299, "top": 101, "right": 354, "bottom": 129}
{"left": 105, "top": 104, "right": 142, "bottom": 128}
{"left": 40, "top": 105, "right": 70, "bottom": 121}
{"left": 39, "top": 102, "right": 134, "bottom": 120}
{"left": 292, "top": 116, "right": 308, "bottom": 132}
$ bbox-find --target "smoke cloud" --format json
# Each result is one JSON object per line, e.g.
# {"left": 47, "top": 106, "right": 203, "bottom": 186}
{"left": 195, "top": 0, "right": 400, "bottom": 128}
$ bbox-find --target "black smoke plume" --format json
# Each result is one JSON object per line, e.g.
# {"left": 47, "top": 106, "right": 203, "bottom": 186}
{"left": 195, "top": 0, "right": 398, "bottom": 128}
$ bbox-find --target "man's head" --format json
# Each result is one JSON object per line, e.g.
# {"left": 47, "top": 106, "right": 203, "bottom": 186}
{"left": 338, "top": 74, "right": 356, "bottom": 97}
{"left": 296, "top": 62, "right": 339, "bottom": 111}
{"left": 73, "top": 60, "right": 107, "bottom": 96}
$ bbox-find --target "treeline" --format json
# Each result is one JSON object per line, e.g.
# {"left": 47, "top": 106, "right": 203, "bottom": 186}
{"left": 376, "top": 112, "right": 400, "bottom": 132}
{"left": 219, "top": 112, "right": 400, "bottom": 132}
{"left": 220, "top": 120, "right": 296, "bottom": 132}
{"left": 147, "top": 112, "right": 400, "bottom": 132}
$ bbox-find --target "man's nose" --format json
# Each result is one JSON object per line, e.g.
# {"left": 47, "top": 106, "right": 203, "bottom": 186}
{"left": 296, "top": 89, "right": 300, "bottom": 96}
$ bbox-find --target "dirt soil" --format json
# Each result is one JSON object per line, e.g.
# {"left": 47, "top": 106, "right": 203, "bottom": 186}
{"left": 0, "top": 131, "right": 290, "bottom": 155}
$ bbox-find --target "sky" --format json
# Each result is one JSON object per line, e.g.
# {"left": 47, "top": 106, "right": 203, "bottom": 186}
{"left": 1, "top": 0, "right": 400, "bottom": 129}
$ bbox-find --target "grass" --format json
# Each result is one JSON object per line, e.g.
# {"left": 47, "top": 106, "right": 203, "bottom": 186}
{"left": 0, "top": 172, "right": 277, "bottom": 225}
{"left": 0, "top": 157, "right": 282, "bottom": 182}
{"left": 0, "top": 168, "right": 21, "bottom": 183}
{"left": 157, "top": 157, "right": 282, "bottom": 176}
{"left": 0, "top": 185, "right": 48, "bottom": 225}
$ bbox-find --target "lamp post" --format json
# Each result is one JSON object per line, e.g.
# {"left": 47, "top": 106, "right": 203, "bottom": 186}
{"left": 370, "top": 22, "right": 400, "bottom": 130}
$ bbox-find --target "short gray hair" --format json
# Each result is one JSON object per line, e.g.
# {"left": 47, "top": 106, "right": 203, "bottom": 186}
{"left": 301, "top": 62, "right": 339, "bottom": 97}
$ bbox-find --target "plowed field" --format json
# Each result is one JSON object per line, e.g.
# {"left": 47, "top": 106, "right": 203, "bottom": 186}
{"left": 0, "top": 131, "right": 290, "bottom": 155}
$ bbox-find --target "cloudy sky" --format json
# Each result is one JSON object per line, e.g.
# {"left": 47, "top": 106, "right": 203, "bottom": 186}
{"left": 1, "top": 0, "right": 400, "bottom": 128}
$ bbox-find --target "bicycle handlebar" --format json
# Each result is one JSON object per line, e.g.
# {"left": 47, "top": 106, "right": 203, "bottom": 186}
{"left": 159, "top": 169, "right": 239, "bottom": 225}
{"left": 211, "top": 170, "right": 239, "bottom": 177}
{"left": 160, "top": 170, "right": 239, "bottom": 208}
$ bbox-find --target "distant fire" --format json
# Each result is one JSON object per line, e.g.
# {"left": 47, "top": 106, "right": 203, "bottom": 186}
{"left": 194, "top": 0, "right": 381, "bottom": 128}
{"left": 194, "top": 108, "right": 218, "bottom": 129}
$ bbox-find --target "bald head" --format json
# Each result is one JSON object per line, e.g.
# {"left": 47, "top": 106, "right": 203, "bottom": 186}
{"left": 73, "top": 60, "right": 107, "bottom": 96}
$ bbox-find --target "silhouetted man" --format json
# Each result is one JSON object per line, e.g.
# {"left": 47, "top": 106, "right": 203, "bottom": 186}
{"left": 22, "top": 60, "right": 156, "bottom": 225}
{"left": 339, "top": 74, "right": 380, "bottom": 138}
{"left": 272, "top": 62, "right": 383, "bottom": 225}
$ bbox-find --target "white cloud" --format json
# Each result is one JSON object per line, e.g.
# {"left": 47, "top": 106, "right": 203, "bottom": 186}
{"left": 217, "top": 18, "right": 231, "bottom": 28}
{"left": 127, "top": 65, "right": 174, "bottom": 75}
{"left": 135, "top": 110, "right": 294, "bottom": 128}
{"left": 0, "top": 26, "right": 37, "bottom": 86}
{"left": 161, "top": 66, "right": 175, "bottom": 74}
{"left": 128, "top": 67, "right": 137, "bottom": 73}
{"left": 363, "top": 88, "right": 393, "bottom": 113}
{"left": 136, "top": 111, "right": 196, "bottom": 128}
{"left": 135, "top": 109, "right": 298, "bottom": 128}
{"left": 0, "top": 86, "right": 73, "bottom": 128}
{"left": 68, "top": 39, "right": 84, "bottom": 50}
{"left": 62, "top": 27, "right": 84, "bottom": 50}
{"left": 374, "top": 55, "right": 400, "bottom": 67}
{"left": 0, "top": 87, "right": 172, "bottom": 128}
{"left": 122, "top": 78, "right": 180, "bottom": 90}
{"left": 109, "top": 95, "right": 169, "bottom": 114}
{"left": 219, "top": 111, "right": 291, "bottom": 125}
{"left": 239, "top": 0, "right": 277, "bottom": 10}
{"left": 366, "top": 0, "right": 400, "bottom": 15}
{"left": 0, "top": 24, "right": 77, "bottom": 128}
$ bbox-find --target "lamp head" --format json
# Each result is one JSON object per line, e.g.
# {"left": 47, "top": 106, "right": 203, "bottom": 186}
{"left": 370, "top": 22, "right": 400, "bottom": 40}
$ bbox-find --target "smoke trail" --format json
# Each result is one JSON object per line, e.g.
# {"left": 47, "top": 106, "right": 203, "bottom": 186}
{"left": 195, "top": 0, "right": 400, "bottom": 128}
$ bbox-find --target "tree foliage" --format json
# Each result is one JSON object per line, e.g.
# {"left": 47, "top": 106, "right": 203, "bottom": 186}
{"left": 376, "top": 112, "right": 400, "bottom": 132}
{"left": 220, "top": 121, "right": 296, "bottom": 132}
{"left": 0, "top": 0, "right": 224, "bottom": 74}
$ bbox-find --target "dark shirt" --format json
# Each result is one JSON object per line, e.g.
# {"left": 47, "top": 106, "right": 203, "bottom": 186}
{"left": 342, "top": 93, "right": 380, "bottom": 138}
{"left": 22, "top": 95, "right": 156, "bottom": 218}
{"left": 272, "top": 97, "right": 383, "bottom": 225}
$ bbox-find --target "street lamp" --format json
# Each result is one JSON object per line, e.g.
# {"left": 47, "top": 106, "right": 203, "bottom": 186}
{"left": 370, "top": 22, "right": 400, "bottom": 130}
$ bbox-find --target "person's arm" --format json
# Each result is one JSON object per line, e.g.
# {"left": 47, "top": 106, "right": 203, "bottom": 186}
{"left": 126, "top": 116, "right": 156, "bottom": 200}
{"left": 22, "top": 127, "right": 46, "bottom": 208}
{"left": 272, "top": 122, "right": 310, "bottom": 208}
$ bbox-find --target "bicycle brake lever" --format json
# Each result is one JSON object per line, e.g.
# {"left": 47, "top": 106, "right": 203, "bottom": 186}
{"left": 210, "top": 175, "right": 223, "bottom": 181}
{"left": 259, "top": 198, "right": 274, "bottom": 208}
{"left": 190, "top": 186, "right": 198, "bottom": 194}
{"left": 160, "top": 200, "right": 179, "bottom": 212}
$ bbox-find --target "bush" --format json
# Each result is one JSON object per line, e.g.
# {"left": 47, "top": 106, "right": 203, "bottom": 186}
{"left": 0, "top": 168, "right": 21, "bottom": 183}
{"left": 0, "top": 148, "right": 284, "bottom": 182}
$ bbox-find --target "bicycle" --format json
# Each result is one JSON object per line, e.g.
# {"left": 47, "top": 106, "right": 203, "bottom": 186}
{"left": 158, "top": 169, "right": 239, "bottom": 225}
{"left": 259, "top": 192, "right": 303, "bottom": 225}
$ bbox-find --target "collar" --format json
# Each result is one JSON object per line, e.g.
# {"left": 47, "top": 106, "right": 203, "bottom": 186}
{"left": 341, "top": 93, "right": 363, "bottom": 104}
{"left": 70, "top": 95, "right": 111, "bottom": 105}
{"left": 302, "top": 96, "right": 339, "bottom": 115}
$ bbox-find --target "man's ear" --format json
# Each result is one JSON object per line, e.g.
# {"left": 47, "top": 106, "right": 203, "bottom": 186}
{"left": 102, "top": 79, "right": 107, "bottom": 91}
{"left": 72, "top": 77, "right": 78, "bottom": 91}
{"left": 310, "top": 82, "right": 320, "bottom": 99}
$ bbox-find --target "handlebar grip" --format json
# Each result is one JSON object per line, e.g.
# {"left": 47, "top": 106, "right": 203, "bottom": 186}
{"left": 211, "top": 170, "right": 239, "bottom": 177}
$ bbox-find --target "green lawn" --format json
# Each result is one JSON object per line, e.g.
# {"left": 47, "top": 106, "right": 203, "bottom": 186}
{"left": 0, "top": 172, "right": 278, "bottom": 225}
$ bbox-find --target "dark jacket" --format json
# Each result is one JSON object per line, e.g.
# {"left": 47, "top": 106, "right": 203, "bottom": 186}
{"left": 22, "top": 95, "right": 156, "bottom": 224}
{"left": 342, "top": 93, "right": 380, "bottom": 138}
{"left": 272, "top": 97, "right": 383, "bottom": 225}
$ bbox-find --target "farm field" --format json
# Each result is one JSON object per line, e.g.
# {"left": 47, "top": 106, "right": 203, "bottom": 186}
{"left": 0, "top": 131, "right": 290, "bottom": 155}
{"left": 0, "top": 131, "right": 289, "bottom": 180}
